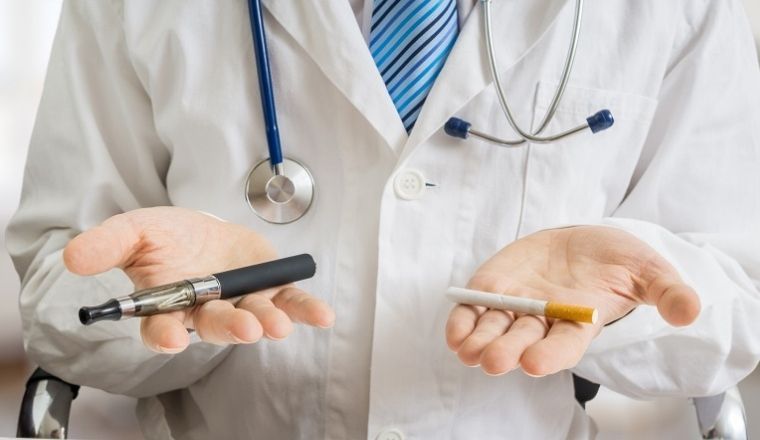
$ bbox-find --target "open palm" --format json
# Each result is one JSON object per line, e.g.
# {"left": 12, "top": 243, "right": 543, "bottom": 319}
{"left": 446, "top": 226, "right": 700, "bottom": 377}
{"left": 64, "top": 207, "right": 334, "bottom": 353}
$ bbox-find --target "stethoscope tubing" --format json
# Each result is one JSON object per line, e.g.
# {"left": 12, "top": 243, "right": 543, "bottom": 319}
{"left": 248, "top": 0, "right": 284, "bottom": 173}
{"left": 483, "top": 0, "right": 584, "bottom": 144}
{"left": 445, "top": 0, "right": 612, "bottom": 145}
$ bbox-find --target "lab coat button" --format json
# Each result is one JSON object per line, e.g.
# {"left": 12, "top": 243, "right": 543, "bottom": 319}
{"left": 393, "top": 169, "right": 426, "bottom": 200}
{"left": 376, "top": 428, "right": 405, "bottom": 440}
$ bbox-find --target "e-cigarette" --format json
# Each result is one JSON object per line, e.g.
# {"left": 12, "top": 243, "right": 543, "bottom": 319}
{"left": 79, "top": 254, "right": 316, "bottom": 325}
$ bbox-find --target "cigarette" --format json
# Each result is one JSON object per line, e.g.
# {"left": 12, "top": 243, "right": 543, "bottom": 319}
{"left": 445, "top": 287, "right": 598, "bottom": 324}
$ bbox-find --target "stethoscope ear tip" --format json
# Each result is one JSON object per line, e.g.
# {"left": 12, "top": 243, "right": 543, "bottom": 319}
{"left": 587, "top": 109, "right": 614, "bottom": 134}
{"left": 444, "top": 117, "right": 472, "bottom": 139}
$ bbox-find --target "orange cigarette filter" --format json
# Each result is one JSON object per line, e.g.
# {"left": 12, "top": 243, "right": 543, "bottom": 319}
{"left": 545, "top": 302, "right": 598, "bottom": 324}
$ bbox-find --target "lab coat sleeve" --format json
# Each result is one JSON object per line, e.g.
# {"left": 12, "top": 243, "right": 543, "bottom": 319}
{"left": 572, "top": 0, "right": 760, "bottom": 398}
{"left": 5, "top": 1, "right": 230, "bottom": 398}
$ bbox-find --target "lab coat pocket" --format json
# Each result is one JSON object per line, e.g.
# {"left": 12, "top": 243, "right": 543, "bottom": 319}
{"left": 517, "top": 81, "right": 658, "bottom": 236}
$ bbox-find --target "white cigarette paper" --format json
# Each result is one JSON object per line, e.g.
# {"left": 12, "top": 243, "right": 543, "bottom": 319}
{"left": 445, "top": 286, "right": 598, "bottom": 324}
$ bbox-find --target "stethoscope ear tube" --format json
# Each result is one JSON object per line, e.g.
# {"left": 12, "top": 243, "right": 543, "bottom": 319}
{"left": 445, "top": 0, "right": 615, "bottom": 146}
{"left": 445, "top": 108, "right": 614, "bottom": 146}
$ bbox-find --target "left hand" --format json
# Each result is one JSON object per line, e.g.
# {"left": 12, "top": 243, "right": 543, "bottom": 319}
{"left": 445, "top": 225, "right": 701, "bottom": 377}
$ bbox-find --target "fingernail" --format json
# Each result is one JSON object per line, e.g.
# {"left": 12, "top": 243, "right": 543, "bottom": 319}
{"left": 523, "top": 371, "right": 546, "bottom": 378}
{"left": 264, "top": 332, "right": 285, "bottom": 341}
{"left": 483, "top": 365, "right": 516, "bottom": 376}
{"left": 228, "top": 332, "right": 253, "bottom": 344}
{"left": 317, "top": 313, "right": 336, "bottom": 329}
{"left": 157, "top": 345, "right": 183, "bottom": 354}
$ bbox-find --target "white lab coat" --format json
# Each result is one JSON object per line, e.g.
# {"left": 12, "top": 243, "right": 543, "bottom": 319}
{"left": 7, "top": 1, "right": 760, "bottom": 439}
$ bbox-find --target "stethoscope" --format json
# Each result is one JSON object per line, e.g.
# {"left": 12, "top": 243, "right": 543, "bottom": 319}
{"left": 244, "top": 0, "right": 614, "bottom": 224}
{"left": 445, "top": 0, "right": 614, "bottom": 143}
{"left": 244, "top": 0, "right": 314, "bottom": 224}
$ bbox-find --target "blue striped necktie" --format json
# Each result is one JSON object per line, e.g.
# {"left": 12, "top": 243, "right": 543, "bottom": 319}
{"left": 370, "top": 0, "right": 459, "bottom": 132}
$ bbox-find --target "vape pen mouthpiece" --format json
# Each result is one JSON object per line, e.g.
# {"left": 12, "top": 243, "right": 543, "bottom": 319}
{"left": 79, "top": 299, "right": 122, "bottom": 325}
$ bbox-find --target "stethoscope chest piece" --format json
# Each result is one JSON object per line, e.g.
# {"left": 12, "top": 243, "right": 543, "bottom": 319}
{"left": 245, "top": 157, "right": 314, "bottom": 224}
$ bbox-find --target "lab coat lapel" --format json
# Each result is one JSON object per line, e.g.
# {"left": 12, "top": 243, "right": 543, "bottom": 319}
{"left": 262, "top": 0, "right": 408, "bottom": 153}
{"left": 401, "top": 0, "right": 571, "bottom": 162}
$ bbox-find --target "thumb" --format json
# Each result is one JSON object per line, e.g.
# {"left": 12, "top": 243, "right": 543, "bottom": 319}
{"left": 646, "top": 274, "right": 701, "bottom": 327}
{"left": 63, "top": 213, "right": 140, "bottom": 275}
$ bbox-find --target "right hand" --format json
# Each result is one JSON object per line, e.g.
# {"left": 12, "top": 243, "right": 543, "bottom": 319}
{"left": 63, "top": 207, "right": 335, "bottom": 353}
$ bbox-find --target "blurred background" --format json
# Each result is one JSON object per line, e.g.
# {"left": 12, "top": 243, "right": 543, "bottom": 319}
{"left": 0, "top": 1, "right": 758, "bottom": 439}
{"left": 0, "top": 2, "right": 142, "bottom": 439}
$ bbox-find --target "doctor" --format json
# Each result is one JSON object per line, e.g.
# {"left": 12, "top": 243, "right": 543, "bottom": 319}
{"left": 7, "top": 0, "right": 760, "bottom": 439}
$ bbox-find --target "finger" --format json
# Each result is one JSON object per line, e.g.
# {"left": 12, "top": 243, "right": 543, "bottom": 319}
{"left": 646, "top": 275, "right": 701, "bottom": 327}
{"left": 270, "top": 287, "right": 335, "bottom": 328}
{"left": 140, "top": 313, "right": 191, "bottom": 353}
{"left": 456, "top": 310, "right": 514, "bottom": 366}
{"left": 193, "top": 300, "right": 263, "bottom": 345}
{"left": 445, "top": 304, "right": 485, "bottom": 351}
{"left": 63, "top": 213, "right": 140, "bottom": 275}
{"left": 236, "top": 294, "right": 294, "bottom": 340}
{"left": 480, "top": 315, "right": 548, "bottom": 376}
{"left": 519, "top": 321, "right": 596, "bottom": 377}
